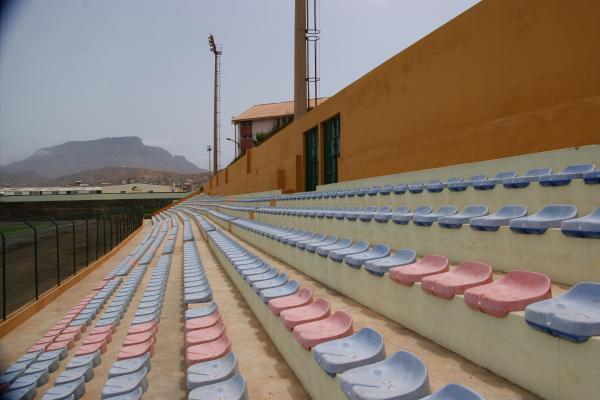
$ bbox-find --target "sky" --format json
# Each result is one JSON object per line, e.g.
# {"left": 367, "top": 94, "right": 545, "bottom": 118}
{"left": 0, "top": 0, "right": 479, "bottom": 171}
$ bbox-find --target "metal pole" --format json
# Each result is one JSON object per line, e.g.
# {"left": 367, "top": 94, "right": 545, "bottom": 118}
{"left": 71, "top": 220, "right": 76, "bottom": 275}
{"left": 213, "top": 50, "right": 218, "bottom": 174}
{"left": 1, "top": 231, "right": 6, "bottom": 320}
{"left": 96, "top": 214, "right": 100, "bottom": 260}
{"left": 294, "top": 0, "right": 307, "bottom": 118}
{"left": 48, "top": 220, "right": 60, "bottom": 286}
{"left": 85, "top": 219, "right": 89, "bottom": 267}
{"left": 23, "top": 222, "right": 39, "bottom": 299}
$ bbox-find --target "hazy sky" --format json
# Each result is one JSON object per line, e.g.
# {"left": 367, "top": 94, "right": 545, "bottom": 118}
{"left": 0, "top": 0, "right": 479, "bottom": 170}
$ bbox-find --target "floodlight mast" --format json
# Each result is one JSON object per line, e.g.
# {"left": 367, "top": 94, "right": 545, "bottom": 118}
{"left": 208, "top": 34, "right": 222, "bottom": 175}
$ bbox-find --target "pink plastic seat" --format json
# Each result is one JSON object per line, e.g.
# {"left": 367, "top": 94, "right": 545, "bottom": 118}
{"left": 62, "top": 325, "right": 86, "bottom": 335}
{"left": 292, "top": 311, "right": 353, "bottom": 350}
{"left": 268, "top": 288, "right": 313, "bottom": 316}
{"left": 463, "top": 270, "right": 552, "bottom": 317}
{"left": 185, "top": 311, "right": 222, "bottom": 332}
{"left": 186, "top": 321, "right": 226, "bottom": 346}
{"left": 421, "top": 261, "right": 493, "bottom": 299}
{"left": 76, "top": 340, "right": 107, "bottom": 355}
{"left": 56, "top": 330, "right": 80, "bottom": 343}
{"left": 28, "top": 343, "right": 49, "bottom": 353}
{"left": 90, "top": 324, "right": 116, "bottom": 335}
{"left": 117, "top": 338, "right": 155, "bottom": 360}
{"left": 127, "top": 320, "right": 157, "bottom": 336}
{"left": 279, "top": 299, "right": 331, "bottom": 330}
{"left": 389, "top": 255, "right": 449, "bottom": 287}
{"left": 47, "top": 338, "right": 74, "bottom": 351}
{"left": 83, "top": 332, "right": 111, "bottom": 345}
{"left": 36, "top": 336, "right": 57, "bottom": 346}
{"left": 123, "top": 331, "right": 154, "bottom": 346}
{"left": 186, "top": 336, "right": 231, "bottom": 366}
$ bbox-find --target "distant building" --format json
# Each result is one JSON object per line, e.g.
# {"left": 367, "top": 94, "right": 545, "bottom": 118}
{"left": 232, "top": 98, "right": 328, "bottom": 154}
{"left": 101, "top": 183, "right": 174, "bottom": 194}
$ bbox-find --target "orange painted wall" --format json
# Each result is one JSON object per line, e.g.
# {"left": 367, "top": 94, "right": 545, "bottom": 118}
{"left": 206, "top": 0, "right": 600, "bottom": 196}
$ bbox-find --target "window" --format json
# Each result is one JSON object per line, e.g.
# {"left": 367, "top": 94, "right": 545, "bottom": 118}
{"left": 323, "top": 115, "right": 340, "bottom": 184}
{"left": 305, "top": 127, "right": 319, "bottom": 191}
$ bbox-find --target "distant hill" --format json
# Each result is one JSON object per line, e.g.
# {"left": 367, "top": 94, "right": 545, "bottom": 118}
{"left": 52, "top": 166, "right": 210, "bottom": 187}
{"left": 0, "top": 136, "right": 204, "bottom": 179}
{"left": 0, "top": 166, "right": 210, "bottom": 188}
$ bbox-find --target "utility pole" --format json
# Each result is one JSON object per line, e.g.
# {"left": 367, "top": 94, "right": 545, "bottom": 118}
{"left": 294, "top": 0, "right": 307, "bottom": 119}
{"left": 207, "top": 145, "right": 212, "bottom": 175}
{"left": 208, "top": 34, "right": 222, "bottom": 174}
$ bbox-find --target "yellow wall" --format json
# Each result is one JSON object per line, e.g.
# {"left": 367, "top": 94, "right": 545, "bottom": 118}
{"left": 206, "top": 0, "right": 600, "bottom": 196}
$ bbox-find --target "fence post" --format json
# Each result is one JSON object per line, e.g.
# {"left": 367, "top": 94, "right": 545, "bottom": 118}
{"left": 23, "top": 222, "right": 39, "bottom": 299}
{"left": 102, "top": 213, "right": 107, "bottom": 254}
{"left": 109, "top": 211, "right": 113, "bottom": 250}
{"left": 1, "top": 231, "right": 6, "bottom": 320}
{"left": 96, "top": 213, "right": 100, "bottom": 260}
{"left": 48, "top": 220, "right": 60, "bottom": 286}
{"left": 71, "top": 220, "right": 76, "bottom": 275}
{"left": 86, "top": 219, "right": 89, "bottom": 267}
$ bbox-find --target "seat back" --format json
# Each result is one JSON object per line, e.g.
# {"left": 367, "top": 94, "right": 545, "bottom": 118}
{"left": 536, "top": 205, "right": 577, "bottom": 219}
{"left": 462, "top": 205, "right": 489, "bottom": 217}
{"left": 420, "top": 254, "right": 449, "bottom": 269}
{"left": 493, "top": 171, "right": 517, "bottom": 180}
{"left": 393, "top": 206, "right": 411, "bottom": 214}
{"left": 377, "top": 206, "right": 393, "bottom": 213}
{"left": 350, "top": 241, "right": 370, "bottom": 251}
{"left": 413, "top": 206, "right": 432, "bottom": 215}
{"left": 560, "top": 163, "right": 595, "bottom": 174}
{"left": 434, "top": 206, "right": 458, "bottom": 216}
{"left": 523, "top": 167, "right": 552, "bottom": 177}
{"left": 502, "top": 270, "right": 551, "bottom": 293}
{"left": 456, "top": 261, "right": 493, "bottom": 279}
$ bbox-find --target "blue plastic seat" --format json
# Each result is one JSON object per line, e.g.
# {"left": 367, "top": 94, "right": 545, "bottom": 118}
{"left": 367, "top": 186, "right": 381, "bottom": 196}
{"left": 296, "top": 233, "right": 326, "bottom": 249}
{"left": 188, "top": 374, "right": 247, "bottom": 400}
{"left": 408, "top": 181, "right": 424, "bottom": 193}
{"left": 373, "top": 206, "right": 394, "bottom": 223}
{"left": 421, "top": 384, "right": 484, "bottom": 400}
{"left": 2, "top": 382, "right": 36, "bottom": 400}
{"left": 184, "top": 288, "right": 213, "bottom": 304}
{"left": 239, "top": 264, "right": 271, "bottom": 278}
{"left": 525, "top": 282, "right": 600, "bottom": 342}
{"left": 509, "top": 205, "right": 577, "bottom": 234}
{"left": 356, "top": 187, "right": 369, "bottom": 197}
{"left": 339, "top": 351, "right": 430, "bottom": 400}
{"left": 245, "top": 268, "right": 279, "bottom": 284}
{"left": 392, "top": 183, "right": 407, "bottom": 194}
{"left": 358, "top": 207, "right": 378, "bottom": 222}
{"left": 413, "top": 206, "right": 458, "bottom": 226}
{"left": 313, "top": 328, "right": 386, "bottom": 376}
{"left": 316, "top": 238, "right": 352, "bottom": 257}
{"left": 260, "top": 280, "right": 299, "bottom": 303}
{"left": 539, "top": 163, "right": 595, "bottom": 186}
{"left": 42, "top": 376, "right": 85, "bottom": 399}
{"left": 306, "top": 235, "right": 337, "bottom": 253}
{"left": 380, "top": 185, "right": 393, "bottom": 195}
{"left": 345, "top": 245, "right": 391, "bottom": 268}
{"left": 329, "top": 241, "right": 370, "bottom": 263}
{"left": 108, "top": 353, "right": 150, "bottom": 378}
{"left": 455, "top": 175, "right": 486, "bottom": 191}
{"left": 561, "top": 208, "right": 600, "bottom": 238}
{"left": 334, "top": 207, "right": 351, "bottom": 220}
{"left": 445, "top": 177, "right": 462, "bottom": 191}
{"left": 473, "top": 171, "right": 517, "bottom": 190}
{"left": 426, "top": 180, "right": 443, "bottom": 193}
{"left": 187, "top": 353, "right": 238, "bottom": 390}
{"left": 469, "top": 205, "right": 528, "bottom": 231}
{"left": 101, "top": 368, "right": 148, "bottom": 399}
{"left": 66, "top": 350, "right": 100, "bottom": 372}
{"left": 392, "top": 206, "right": 431, "bottom": 225}
{"left": 503, "top": 167, "right": 552, "bottom": 188}
{"left": 346, "top": 207, "right": 364, "bottom": 221}
{"left": 252, "top": 273, "right": 288, "bottom": 292}
{"left": 583, "top": 170, "right": 600, "bottom": 184}
{"left": 364, "top": 249, "right": 417, "bottom": 276}
{"left": 437, "top": 205, "right": 489, "bottom": 228}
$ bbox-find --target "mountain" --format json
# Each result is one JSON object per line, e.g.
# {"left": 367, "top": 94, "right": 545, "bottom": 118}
{"left": 51, "top": 166, "right": 210, "bottom": 187}
{"left": 0, "top": 136, "right": 204, "bottom": 179}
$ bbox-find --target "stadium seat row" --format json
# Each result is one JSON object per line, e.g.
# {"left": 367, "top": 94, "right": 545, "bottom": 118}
{"left": 252, "top": 204, "right": 600, "bottom": 238}
{"left": 274, "top": 163, "right": 598, "bottom": 201}
{"left": 180, "top": 217, "right": 247, "bottom": 400}
{"left": 204, "top": 224, "right": 485, "bottom": 400}
{"left": 224, "top": 213, "right": 600, "bottom": 342}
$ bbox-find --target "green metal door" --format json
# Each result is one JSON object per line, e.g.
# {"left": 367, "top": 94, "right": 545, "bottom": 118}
{"left": 305, "top": 128, "right": 319, "bottom": 191}
{"left": 323, "top": 116, "right": 340, "bottom": 184}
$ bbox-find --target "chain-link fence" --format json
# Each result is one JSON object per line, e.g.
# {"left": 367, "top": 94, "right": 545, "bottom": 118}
{"left": 0, "top": 207, "right": 143, "bottom": 320}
